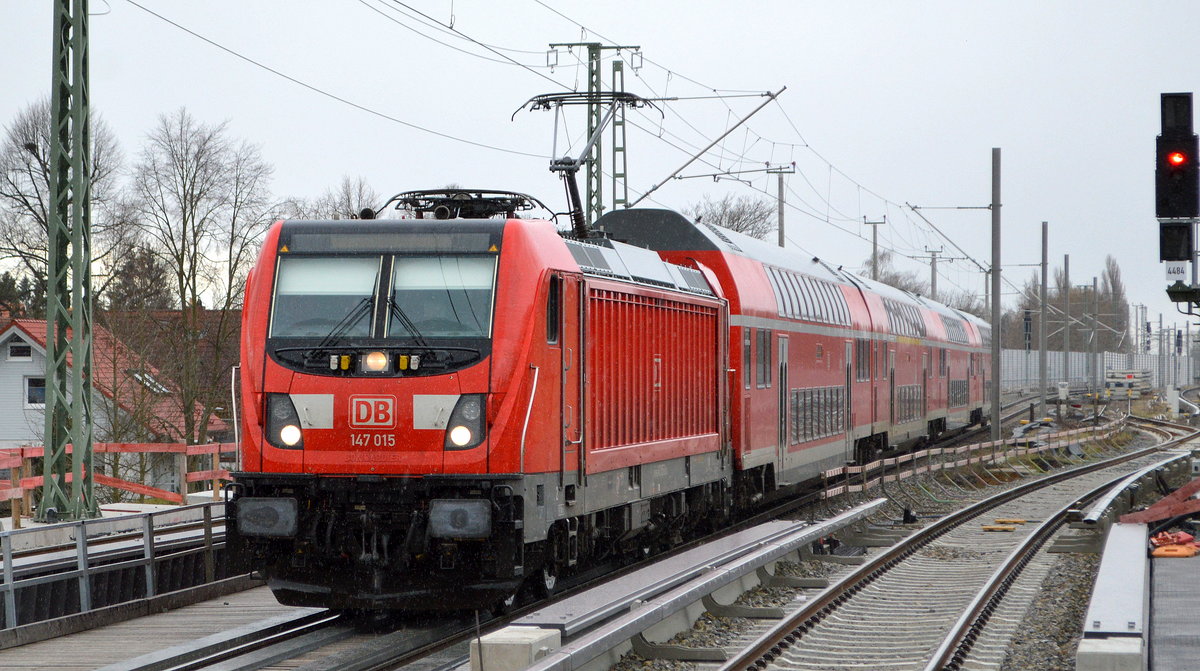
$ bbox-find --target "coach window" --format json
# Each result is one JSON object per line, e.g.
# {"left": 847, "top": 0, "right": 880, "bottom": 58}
{"left": 855, "top": 338, "right": 870, "bottom": 382}
{"left": 819, "top": 283, "right": 834, "bottom": 324}
{"left": 757, "top": 329, "right": 772, "bottom": 388}
{"left": 546, "top": 275, "right": 561, "bottom": 343}
{"left": 797, "top": 277, "right": 814, "bottom": 320}
{"left": 769, "top": 268, "right": 787, "bottom": 317}
{"left": 939, "top": 348, "right": 948, "bottom": 377}
{"left": 786, "top": 274, "right": 802, "bottom": 319}
{"left": 744, "top": 328, "right": 752, "bottom": 389}
{"left": 785, "top": 273, "right": 801, "bottom": 319}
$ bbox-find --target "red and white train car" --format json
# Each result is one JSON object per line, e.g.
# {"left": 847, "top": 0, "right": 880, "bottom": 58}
{"left": 229, "top": 192, "right": 989, "bottom": 612}
{"left": 596, "top": 208, "right": 990, "bottom": 489}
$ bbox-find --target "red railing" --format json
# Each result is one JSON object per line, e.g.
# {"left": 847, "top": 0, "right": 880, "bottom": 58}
{"left": 0, "top": 442, "right": 237, "bottom": 527}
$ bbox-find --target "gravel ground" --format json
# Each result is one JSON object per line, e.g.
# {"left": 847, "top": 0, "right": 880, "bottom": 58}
{"left": 608, "top": 427, "right": 1144, "bottom": 671}
{"left": 999, "top": 553, "right": 1100, "bottom": 671}
{"left": 608, "top": 559, "right": 842, "bottom": 671}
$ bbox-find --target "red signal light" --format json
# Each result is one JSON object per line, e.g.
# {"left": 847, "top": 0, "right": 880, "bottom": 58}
{"left": 1169, "top": 151, "right": 1188, "bottom": 166}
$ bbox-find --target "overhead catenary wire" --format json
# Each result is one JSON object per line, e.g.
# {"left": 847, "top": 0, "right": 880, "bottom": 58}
{"left": 120, "top": 0, "right": 548, "bottom": 158}
{"left": 359, "top": 0, "right": 552, "bottom": 67}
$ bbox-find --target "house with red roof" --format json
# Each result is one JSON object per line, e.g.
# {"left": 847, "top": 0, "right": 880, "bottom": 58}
{"left": 0, "top": 316, "right": 226, "bottom": 495}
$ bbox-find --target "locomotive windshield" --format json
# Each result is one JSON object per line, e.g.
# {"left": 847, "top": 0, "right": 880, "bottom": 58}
{"left": 268, "top": 254, "right": 496, "bottom": 340}
{"left": 389, "top": 256, "right": 495, "bottom": 338}
{"left": 271, "top": 256, "right": 381, "bottom": 337}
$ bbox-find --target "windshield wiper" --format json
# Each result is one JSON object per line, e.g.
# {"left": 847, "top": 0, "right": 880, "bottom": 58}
{"left": 313, "top": 297, "right": 373, "bottom": 353}
{"left": 387, "top": 298, "right": 433, "bottom": 350}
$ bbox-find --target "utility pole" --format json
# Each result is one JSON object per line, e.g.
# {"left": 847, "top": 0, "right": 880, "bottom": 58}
{"left": 913, "top": 247, "right": 945, "bottom": 301}
{"left": 548, "top": 42, "right": 639, "bottom": 224}
{"left": 768, "top": 164, "right": 795, "bottom": 248}
{"left": 1093, "top": 277, "right": 1100, "bottom": 391}
{"left": 1063, "top": 254, "right": 1070, "bottom": 387}
{"left": 984, "top": 269, "right": 990, "bottom": 314}
{"left": 864, "top": 216, "right": 887, "bottom": 281}
{"left": 40, "top": 0, "right": 96, "bottom": 521}
{"left": 990, "top": 148, "right": 1002, "bottom": 440}
{"left": 1038, "top": 222, "right": 1048, "bottom": 417}
{"left": 1159, "top": 314, "right": 1165, "bottom": 389}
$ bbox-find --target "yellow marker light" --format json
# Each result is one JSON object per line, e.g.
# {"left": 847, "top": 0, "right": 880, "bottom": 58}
{"left": 398, "top": 355, "right": 410, "bottom": 371}
{"left": 339, "top": 355, "right": 351, "bottom": 370}
{"left": 364, "top": 351, "right": 389, "bottom": 372}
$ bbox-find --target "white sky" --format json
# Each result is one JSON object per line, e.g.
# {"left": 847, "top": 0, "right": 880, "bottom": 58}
{"left": 3, "top": 1, "right": 1198, "bottom": 334}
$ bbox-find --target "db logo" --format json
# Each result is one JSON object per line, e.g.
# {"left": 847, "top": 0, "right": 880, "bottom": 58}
{"left": 349, "top": 395, "right": 396, "bottom": 429}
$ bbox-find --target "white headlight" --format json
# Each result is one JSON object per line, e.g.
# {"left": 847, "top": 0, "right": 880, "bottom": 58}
{"left": 280, "top": 424, "right": 302, "bottom": 446}
{"left": 361, "top": 350, "right": 390, "bottom": 373}
{"left": 448, "top": 425, "right": 472, "bottom": 447}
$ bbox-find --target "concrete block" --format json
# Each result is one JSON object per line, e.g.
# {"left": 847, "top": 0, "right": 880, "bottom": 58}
{"left": 1075, "top": 637, "right": 1143, "bottom": 671}
{"left": 470, "top": 626, "right": 561, "bottom": 671}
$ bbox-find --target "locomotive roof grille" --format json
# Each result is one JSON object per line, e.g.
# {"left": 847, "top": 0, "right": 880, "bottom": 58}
{"left": 564, "top": 238, "right": 714, "bottom": 296}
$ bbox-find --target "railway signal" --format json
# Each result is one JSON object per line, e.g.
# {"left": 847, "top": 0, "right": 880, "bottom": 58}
{"left": 1158, "top": 92, "right": 1200, "bottom": 310}
{"left": 1157, "top": 92, "right": 1199, "bottom": 223}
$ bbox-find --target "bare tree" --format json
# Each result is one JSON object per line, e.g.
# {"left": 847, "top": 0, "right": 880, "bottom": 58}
{"left": 860, "top": 249, "right": 927, "bottom": 295}
{"left": 1000, "top": 255, "right": 1130, "bottom": 353}
{"left": 0, "top": 97, "right": 131, "bottom": 305}
{"left": 130, "top": 108, "right": 273, "bottom": 447}
{"left": 684, "top": 193, "right": 775, "bottom": 240}
{"left": 281, "top": 175, "right": 379, "bottom": 220}
{"left": 941, "top": 290, "right": 987, "bottom": 321}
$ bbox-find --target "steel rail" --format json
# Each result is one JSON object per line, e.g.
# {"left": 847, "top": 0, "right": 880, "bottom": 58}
{"left": 95, "top": 609, "right": 341, "bottom": 671}
{"left": 716, "top": 419, "right": 1177, "bottom": 671}
{"left": 926, "top": 418, "right": 1198, "bottom": 669}
{"left": 924, "top": 478, "right": 1144, "bottom": 669}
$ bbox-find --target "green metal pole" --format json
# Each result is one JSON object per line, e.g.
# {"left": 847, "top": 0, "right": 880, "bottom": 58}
{"left": 585, "top": 43, "right": 602, "bottom": 225}
{"left": 39, "top": 0, "right": 96, "bottom": 521}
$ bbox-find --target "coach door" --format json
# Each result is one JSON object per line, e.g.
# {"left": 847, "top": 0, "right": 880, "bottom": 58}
{"left": 922, "top": 350, "right": 929, "bottom": 417}
{"left": 844, "top": 342, "right": 854, "bottom": 461}
{"left": 888, "top": 349, "right": 896, "bottom": 425}
{"left": 777, "top": 336, "right": 789, "bottom": 474}
{"left": 560, "top": 274, "right": 584, "bottom": 499}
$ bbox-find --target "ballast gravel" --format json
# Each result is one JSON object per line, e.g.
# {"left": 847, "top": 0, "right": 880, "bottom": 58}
{"left": 608, "top": 427, "right": 1147, "bottom": 671}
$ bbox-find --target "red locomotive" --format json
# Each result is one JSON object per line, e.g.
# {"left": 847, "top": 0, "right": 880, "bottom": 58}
{"left": 229, "top": 189, "right": 990, "bottom": 611}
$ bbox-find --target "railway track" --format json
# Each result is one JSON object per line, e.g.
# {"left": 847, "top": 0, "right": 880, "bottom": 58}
{"left": 701, "top": 417, "right": 1194, "bottom": 671}
{"left": 72, "top": 415, "right": 1169, "bottom": 671}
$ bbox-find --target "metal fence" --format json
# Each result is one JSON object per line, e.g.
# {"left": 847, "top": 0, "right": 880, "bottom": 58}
{"left": 999, "top": 348, "right": 1195, "bottom": 393}
{"left": 0, "top": 501, "right": 228, "bottom": 630}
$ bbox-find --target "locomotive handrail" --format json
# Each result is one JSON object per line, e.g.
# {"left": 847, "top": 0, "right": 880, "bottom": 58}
{"left": 520, "top": 365, "right": 541, "bottom": 472}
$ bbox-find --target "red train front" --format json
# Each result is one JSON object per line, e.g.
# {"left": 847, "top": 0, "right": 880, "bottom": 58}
{"left": 229, "top": 191, "right": 730, "bottom": 611}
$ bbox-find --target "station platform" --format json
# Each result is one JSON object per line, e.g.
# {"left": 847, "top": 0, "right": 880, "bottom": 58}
{"left": 1150, "top": 556, "right": 1200, "bottom": 670}
{"left": 0, "top": 585, "right": 298, "bottom": 671}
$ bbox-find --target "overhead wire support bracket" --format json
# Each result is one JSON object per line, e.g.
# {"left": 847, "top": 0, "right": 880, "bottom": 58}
{"left": 674, "top": 162, "right": 795, "bottom": 183}
{"left": 628, "top": 86, "right": 787, "bottom": 208}
{"left": 516, "top": 91, "right": 659, "bottom": 239}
